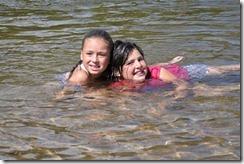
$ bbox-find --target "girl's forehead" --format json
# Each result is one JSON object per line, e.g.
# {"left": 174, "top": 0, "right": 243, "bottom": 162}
{"left": 83, "top": 38, "right": 110, "bottom": 49}
{"left": 85, "top": 37, "right": 108, "bottom": 44}
{"left": 128, "top": 49, "right": 142, "bottom": 58}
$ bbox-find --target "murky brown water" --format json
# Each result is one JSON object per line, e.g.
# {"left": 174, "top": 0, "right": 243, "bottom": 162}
{"left": 0, "top": 0, "right": 240, "bottom": 160}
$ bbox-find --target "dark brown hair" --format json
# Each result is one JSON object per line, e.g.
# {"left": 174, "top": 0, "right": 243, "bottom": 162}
{"left": 68, "top": 29, "right": 114, "bottom": 80}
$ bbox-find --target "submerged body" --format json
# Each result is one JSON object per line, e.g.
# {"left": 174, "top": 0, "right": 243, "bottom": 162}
{"left": 109, "top": 63, "right": 208, "bottom": 92}
{"left": 110, "top": 40, "right": 240, "bottom": 92}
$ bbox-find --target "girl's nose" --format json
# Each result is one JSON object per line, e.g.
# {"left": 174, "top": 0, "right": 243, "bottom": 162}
{"left": 91, "top": 54, "right": 98, "bottom": 62}
{"left": 135, "top": 60, "right": 142, "bottom": 68}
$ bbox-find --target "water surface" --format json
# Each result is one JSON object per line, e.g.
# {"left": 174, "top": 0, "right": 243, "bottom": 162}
{"left": 0, "top": 0, "right": 240, "bottom": 160}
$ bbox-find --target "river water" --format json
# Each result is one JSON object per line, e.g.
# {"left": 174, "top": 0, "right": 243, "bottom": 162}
{"left": 0, "top": 0, "right": 240, "bottom": 160}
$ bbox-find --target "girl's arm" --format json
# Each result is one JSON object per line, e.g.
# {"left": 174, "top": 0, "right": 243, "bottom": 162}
{"left": 159, "top": 67, "right": 188, "bottom": 91}
{"left": 159, "top": 67, "right": 177, "bottom": 82}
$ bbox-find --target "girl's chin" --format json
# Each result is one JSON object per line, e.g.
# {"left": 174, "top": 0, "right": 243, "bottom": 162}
{"left": 133, "top": 77, "right": 146, "bottom": 83}
{"left": 89, "top": 68, "right": 104, "bottom": 76}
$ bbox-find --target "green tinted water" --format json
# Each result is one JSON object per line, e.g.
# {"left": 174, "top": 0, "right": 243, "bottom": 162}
{"left": 0, "top": 0, "right": 240, "bottom": 160}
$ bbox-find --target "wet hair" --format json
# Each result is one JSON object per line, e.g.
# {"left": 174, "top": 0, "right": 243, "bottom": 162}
{"left": 111, "top": 40, "right": 145, "bottom": 80}
{"left": 68, "top": 29, "right": 114, "bottom": 80}
{"left": 81, "top": 29, "right": 114, "bottom": 52}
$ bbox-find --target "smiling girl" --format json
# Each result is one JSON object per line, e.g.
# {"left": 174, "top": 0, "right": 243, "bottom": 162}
{"left": 58, "top": 29, "right": 114, "bottom": 87}
{"left": 110, "top": 40, "right": 239, "bottom": 92}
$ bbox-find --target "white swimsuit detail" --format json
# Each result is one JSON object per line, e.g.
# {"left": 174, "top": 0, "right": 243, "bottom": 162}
{"left": 80, "top": 63, "right": 89, "bottom": 75}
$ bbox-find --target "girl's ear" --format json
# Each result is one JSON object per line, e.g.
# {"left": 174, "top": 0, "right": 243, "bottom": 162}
{"left": 113, "top": 68, "right": 120, "bottom": 77}
{"left": 80, "top": 51, "right": 83, "bottom": 60}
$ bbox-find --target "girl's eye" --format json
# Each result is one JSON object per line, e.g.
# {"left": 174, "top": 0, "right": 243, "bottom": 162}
{"left": 99, "top": 54, "right": 107, "bottom": 57}
{"left": 86, "top": 53, "right": 92, "bottom": 56}
{"left": 126, "top": 61, "right": 133, "bottom": 65}
{"left": 138, "top": 57, "right": 144, "bottom": 61}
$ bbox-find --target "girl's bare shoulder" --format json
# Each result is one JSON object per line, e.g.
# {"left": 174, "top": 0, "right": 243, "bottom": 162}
{"left": 68, "top": 67, "right": 89, "bottom": 83}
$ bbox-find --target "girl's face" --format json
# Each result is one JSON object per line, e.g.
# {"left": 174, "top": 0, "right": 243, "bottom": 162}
{"left": 121, "top": 49, "right": 148, "bottom": 82}
{"left": 81, "top": 38, "right": 111, "bottom": 78}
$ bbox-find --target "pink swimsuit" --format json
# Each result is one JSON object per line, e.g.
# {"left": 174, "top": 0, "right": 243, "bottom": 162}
{"left": 148, "top": 64, "right": 190, "bottom": 80}
{"left": 109, "top": 64, "right": 190, "bottom": 92}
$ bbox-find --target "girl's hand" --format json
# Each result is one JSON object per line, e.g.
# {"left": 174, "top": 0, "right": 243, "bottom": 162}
{"left": 172, "top": 79, "right": 189, "bottom": 99}
{"left": 154, "top": 56, "right": 184, "bottom": 66}
{"left": 168, "top": 56, "right": 184, "bottom": 65}
{"left": 174, "top": 79, "right": 188, "bottom": 92}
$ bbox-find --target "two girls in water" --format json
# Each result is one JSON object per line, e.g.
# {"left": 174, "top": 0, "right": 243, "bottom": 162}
{"left": 59, "top": 29, "right": 240, "bottom": 91}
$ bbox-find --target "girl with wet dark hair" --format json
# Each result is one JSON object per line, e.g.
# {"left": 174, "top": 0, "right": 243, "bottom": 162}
{"left": 58, "top": 29, "right": 114, "bottom": 86}
{"left": 110, "top": 40, "right": 239, "bottom": 91}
